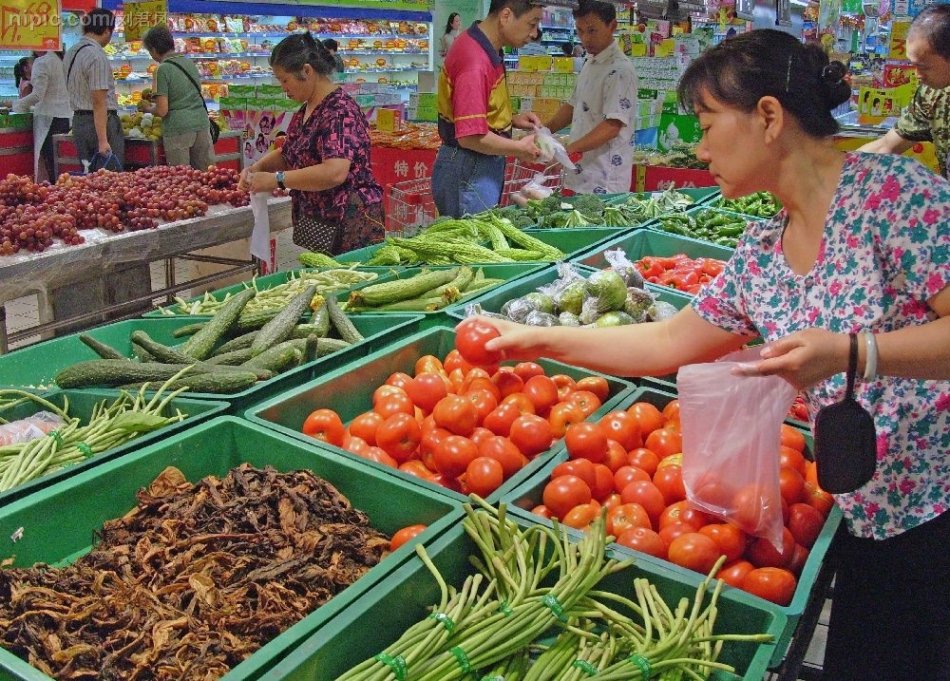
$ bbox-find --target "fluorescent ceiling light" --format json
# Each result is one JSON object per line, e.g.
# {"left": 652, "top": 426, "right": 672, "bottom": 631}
{"left": 790, "top": 0, "right": 811, "bottom": 6}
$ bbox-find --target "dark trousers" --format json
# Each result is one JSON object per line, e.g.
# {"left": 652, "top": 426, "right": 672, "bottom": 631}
{"left": 822, "top": 510, "right": 950, "bottom": 681}
{"left": 40, "top": 117, "right": 70, "bottom": 181}
{"left": 71, "top": 110, "right": 125, "bottom": 169}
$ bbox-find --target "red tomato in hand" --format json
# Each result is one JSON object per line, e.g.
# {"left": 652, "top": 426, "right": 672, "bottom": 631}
{"left": 389, "top": 524, "right": 427, "bottom": 551}
{"left": 667, "top": 532, "right": 721, "bottom": 574}
{"left": 742, "top": 567, "right": 797, "bottom": 605}
{"left": 455, "top": 318, "right": 503, "bottom": 366}
{"left": 302, "top": 409, "right": 345, "bottom": 446}
{"left": 543, "top": 474, "right": 592, "bottom": 519}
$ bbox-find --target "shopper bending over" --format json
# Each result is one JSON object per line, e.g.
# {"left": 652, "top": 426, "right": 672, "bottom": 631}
{"left": 479, "top": 29, "right": 950, "bottom": 681}
{"left": 859, "top": 4, "right": 950, "bottom": 178}
{"left": 544, "top": 0, "right": 638, "bottom": 194}
{"left": 432, "top": 0, "right": 543, "bottom": 218}
{"left": 240, "top": 33, "right": 383, "bottom": 254}
{"left": 140, "top": 25, "right": 215, "bottom": 171}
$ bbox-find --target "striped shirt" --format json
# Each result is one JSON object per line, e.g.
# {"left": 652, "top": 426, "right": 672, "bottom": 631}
{"left": 64, "top": 36, "right": 118, "bottom": 112}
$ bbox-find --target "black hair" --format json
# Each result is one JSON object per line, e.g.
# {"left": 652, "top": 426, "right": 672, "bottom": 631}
{"left": 322, "top": 38, "right": 338, "bottom": 52}
{"left": 909, "top": 4, "right": 950, "bottom": 61}
{"left": 81, "top": 8, "right": 115, "bottom": 36}
{"left": 445, "top": 12, "right": 460, "bottom": 34}
{"left": 573, "top": 0, "right": 616, "bottom": 23}
{"left": 488, "top": 0, "right": 541, "bottom": 18}
{"left": 270, "top": 32, "right": 336, "bottom": 78}
{"left": 13, "top": 57, "right": 31, "bottom": 88}
{"left": 677, "top": 29, "right": 851, "bottom": 138}
{"left": 560, "top": 42, "right": 573, "bottom": 56}
{"left": 143, "top": 25, "right": 175, "bottom": 56}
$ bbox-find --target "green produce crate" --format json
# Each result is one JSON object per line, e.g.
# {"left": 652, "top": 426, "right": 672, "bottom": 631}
{"left": 0, "top": 315, "right": 423, "bottom": 414}
{"left": 0, "top": 416, "right": 461, "bottom": 681}
{"left": 265, "top": 509, "right": 787, "bottom": 681}
{"left": 143, "top": 266, "right": 400, "bottom": 318}
{"left": 572, "top": 229, "right": 735, "bottom": 269}
{"left": 336, "top": 241, "right": 394, "bottom": 265}
{"left": 522, "top": 227, "right": 627, "bottom": 258}
{"left": 0, "top": 388, "right": 227, "bottom": 505}
{"left": 506, "top": 385, "right": 840, "bottom": 668}
{"left": 605, "top": 186, "right": 721, "bottom": 206}
{"left": 246, "top": 325, "right": 635, "bottom": 505}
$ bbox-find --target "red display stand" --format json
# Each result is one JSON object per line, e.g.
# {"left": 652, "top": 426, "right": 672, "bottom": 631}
{"left": 0, "top": 129, "right": 35, "bottom": 177}
{"left": 633, "top": 164, "right": 716, "bottom": 192}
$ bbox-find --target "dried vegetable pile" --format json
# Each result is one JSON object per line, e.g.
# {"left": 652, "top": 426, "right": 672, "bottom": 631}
{"left": 0, "top": 464, "right": 389, "bottom": 679}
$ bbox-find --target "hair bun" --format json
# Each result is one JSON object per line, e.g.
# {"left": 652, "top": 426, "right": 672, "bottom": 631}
{"left": 820, "top": 60, "right": 851, "bottom": 109}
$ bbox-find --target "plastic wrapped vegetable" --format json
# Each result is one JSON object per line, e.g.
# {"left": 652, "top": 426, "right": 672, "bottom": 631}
{"left": 648, "top": 300, "right": 679, "bottom": 321}
{"left": 624, "top": 287, "right": 657, "bottom": 323}
{"left": 604, "top": 249, "right": 646, "bottom": 289}
{"left": 595, "top": 311, "right": 636, "bottom": 327}
{"left": 558, "top": 311, "right": 581, "bottom": 326}
{"left": 524, "top": 310, "right": 561, "bottom": 326}
{"left": 555, "top": 280, "right": 588, "bottom": 316}
{"left": 501, "top": 296, "right": 540, "bottom": 323}
{"left": 0, "top": 411, "right": 66, "bottom": 446}
{"left": 584, "top": 270, "right": 628, "bottom": 314}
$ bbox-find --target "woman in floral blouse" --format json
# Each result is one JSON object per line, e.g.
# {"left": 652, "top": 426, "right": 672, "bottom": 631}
{"left": 478, "top": 30, "right": 949, "bottom": 680}
{"left": 240, "top": 33, "right": 384, "bottom": 254}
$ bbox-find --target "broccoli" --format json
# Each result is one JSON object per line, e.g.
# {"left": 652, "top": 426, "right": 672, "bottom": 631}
{"left": 570, "top": 194, "right": 606, "bottom": 222}
{"left": 493, "top": 205, "right": 533, "bottom": 229}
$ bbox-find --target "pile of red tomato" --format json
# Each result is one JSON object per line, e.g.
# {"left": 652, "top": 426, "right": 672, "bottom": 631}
{"left": 531, "top": 399, "right": 835, "bottom": 606}
{"left": 633, "top": 255, "right": 726, "bottom": 295}
{"left": 301, "top": 349, "right": 616, "bottom": 500}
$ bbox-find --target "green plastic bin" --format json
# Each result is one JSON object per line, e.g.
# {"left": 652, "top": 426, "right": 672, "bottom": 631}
{"left": 246, "top": 325, "right": 635, "bottom": 505}
{"left": 0, "top": 388, "right": 227, "bottom": 505}
{"left": 571, "top": 229, "right": 735, "bottom": 270}
{"left": 265, "top": 509, "right": 787, "bottom": 681}
{"left": 505, "top": 385, "right": 840, "bottom": 668}
{"left": 522, "top": 227, "right": 628, "bottom": 259}
{"left": 0, "top": 315, "right": 423, "bottom": 414}
{"left": 143, "top": 266, "right": 399, "bottom": 318}
{"left": 0, "top": 416, "right": 461, "bottom": 681}
{"left": 605, "top": 186, "right": 721, "bottom": 206}
{"left": 335, "top": 240, "right": 394, "bottom": 265}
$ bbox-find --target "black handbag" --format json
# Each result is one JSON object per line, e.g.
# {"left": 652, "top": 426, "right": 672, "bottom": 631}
{"left": 812, "top": 333, "right": 878, "bottom": 494}
{"left": 166, "top": 58, "right": 220, "bottom": 143}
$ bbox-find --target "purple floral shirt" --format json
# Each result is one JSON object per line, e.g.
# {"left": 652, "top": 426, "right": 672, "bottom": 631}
{"left": 693, "top": 153, "right": 950, "bottom": 540}
{"left": 282, "top": 88, "right": 383, "bottom": 223}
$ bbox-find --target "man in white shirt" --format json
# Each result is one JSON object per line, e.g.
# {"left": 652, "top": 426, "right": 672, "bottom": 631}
{"left": 13, "top": 50, "right": 72, "bottom": 182}
{"left": 544, "top": 0, "right": 637, "bottom": 194}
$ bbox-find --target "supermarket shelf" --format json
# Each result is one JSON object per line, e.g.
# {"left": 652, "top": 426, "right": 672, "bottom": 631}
{"left": 339, "top": 50, "right": 428, "bottom": 55}
{"left": 117, "top": 73, "right": 274, "bottom": 84}
{"left": 110, "top": 52, "right": 272, "bottom": 60}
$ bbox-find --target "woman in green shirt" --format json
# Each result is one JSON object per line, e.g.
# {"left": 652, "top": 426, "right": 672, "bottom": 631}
{"left": 141, "top": 25, "right": 215, "bottom": 170}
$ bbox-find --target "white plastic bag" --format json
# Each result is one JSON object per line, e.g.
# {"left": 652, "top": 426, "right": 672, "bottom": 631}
{"left": 535, "top": 126, "right": 576, "bottom": 171}
{"left": 0, "top": 411, "right": 66, "bottom": 447}
{"left": 678, "top": 347, "right": 797, "bottom": 551}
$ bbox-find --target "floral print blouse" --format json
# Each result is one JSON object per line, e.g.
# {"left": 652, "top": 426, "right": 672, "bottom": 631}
{"left": 281, "top": 88, "right": 383, "bottom": 223}
{"left": 693, "top": 152, "right": 950, "bottom": 541}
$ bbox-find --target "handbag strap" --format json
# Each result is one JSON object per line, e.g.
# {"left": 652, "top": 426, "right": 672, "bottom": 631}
{"left": 165, "top": 57, "right": 209, "bottom": 114}
{"left": 845, "top": 332, "right": 858, "bottom": 399}
{"left": 66, "top": 43, "right": 91, "bottom": 86}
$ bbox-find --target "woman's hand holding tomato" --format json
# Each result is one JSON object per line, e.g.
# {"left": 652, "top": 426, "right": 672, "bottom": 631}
{"left": 455, "top": 318, "right": 504, "bottom": 366}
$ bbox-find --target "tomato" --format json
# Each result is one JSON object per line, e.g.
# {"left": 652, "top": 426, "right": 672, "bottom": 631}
{"left": 787, "top": 502, "right": 825, "bottom": 548}
{"left": 656, "top": 452, "right": 682, "bottom": 469}
{"left": 626, "top": 401, "right": 665, "bottom": 437}
{"left": 531, "top": 504, "right": 553, "bottom": 519}
{"left": 469, "top": 426, "right": 494, "bottom": 447}
{"left": 644, "top": 427, "right": 682, "bottom": 459}
{"left": 548, "top": 402, "right": 585, "bottom": 439}
{"left": 550, "top": 374, "right": 576, "bottom": 400}
{"left": 699, "top": 523, "right": 748, "bottom": 563}
{"left": 389, "top": 524, "right": 427, "bottom": 551}
{"left": 590, "top": 464, "right": 615, "bottom": 501}
{"left": 444, "top": 348, "right": 473, "bottom": 375}
{"left": 349, "top": 411, "right": 383, "bottom": 446}
{"left": 778, "top": 445, "right": 807, "bottom": 477}
{"left": 717, "top": 560, "right": 755, "bottom": 589}
{"left": 543, "top": 475, "right": 592, "bottom": 519}
{"left": 433, "top": 435, "right": 479, "bottom": 478}
{"left": 415, "top": 354, "right": 446, "bottom": 376}
{"left": 598, "top": 411, "right": 642, "bottom": 450}
{"left": 455, "top": 318, "right": 503, "bottom": 366}
{"left": 566, "top": 390, "right": 602, "bottom": 417}
{"left": 658, "top": 500, "right": 709, "bottom": 531}
{"left": 373, "top": 384, "right": 407, "bottom": 405}
{"left": 616, "top": 527, "right": 667, "bottom": 558}
{"left": 374, "top": 391, "right": 415, "bottom": 419}
{"left": 778, "top": 466, "right": 806, "bottom": 505}
{"left": 780, "top": 423, "right": 807, "bottom": 453}
{"left": 667, "top": 532, "right": 721, "bottom": 574}
{"left": 553, "top": 458, "right": 596, "bottom": 489}
{"left": 342, "top": 435, "right": 369, "bottom": 455}
{"left": 787, "top": 543, "right": 809, "bottom": 576}
{"left": 464, "top": 456, "right": 505, "bottom": 498}
{"left": 464, "top": 389, "right": 499, "bottom": 425}
{"left": 513, "top": 362, "right": 545, "bottom": 381}
{"left": 447, "top": 368, "right": 466, "bottom": 393}
{"left": 478, "top": 436, "right": 526, "bottom": 478}
{"left": 731, "top": 484, "right": 773, "bottom": 535}
{"left": 483, "top": 402, "right": 522, "bottom": 437}
{"left": 302, "top": 409, "right": 345, "bottom": 446}
{"left": 509, "top": 414, "right": 554, "bottom": 457}
{"left": 501, "top": 392, "right": 536, "bottom": 415}
{"left": 608, "top": 503, "right": 652, "bottom": 536}
{"left": 661, "top": 399, "right": 681, "bottom": 424}
{"left": 659, "top": 522, "right": 696, "bottom": 547}
{"left": 627, "top": 447, "right": 660, "bottom": 477}
{"left": 653, "top": 464, "right": 686, "bottom": 505}
{"left": 619, "top": 480, "right": 666, "bottom": 523}
{"left": 562, "top": 501, "right": 601, "bottom": 529}
{"left": 803, "top": 481, "right": 835, "bottom": 516}
{"left": 432, "top": 395, "right": 478, "bottom": 437}
{"left": 523, "top": 375, "right": 559, "bottom": 416}
{"left": 404, "top": 373, "right": 450, "bottom": 414}
{"left": 400, "top": 460, "right": 434, "bottom": 480}
{"left": 614, "top": 465, "right": 650, "bottom": 491}
{"left": 742, "top": 567, "right": 797, "bottom": 606}
{"left": 491, "top": 369, "right": 525, "bottom": 398}
{"left": 575, "top": 376, "right": 609, "bottom": 402}
{"left": 565, "top": 422, "right": 608, "bottom": 463}
{"left": 385, "top": 371, "right": 414, "bottom": 391}
{"left": 462, "top": 376, "right": 501, "bottom": 402}
{"left": 602, "top": 492, "right": 622, "bottom": 511}
{"left": 602, "top": 439, "right": 629, "bottom": 472}
{"left": 375, "top": 412, "right": 422, "bottom": 462}
{"left": 364, "top": 446, "right": 399, "bottom": 468}
{"left": 746, "top": 528, "right": 796, "bottom": 568}
{"left": 419, "top": 426, "right": 450, "bottom": 471}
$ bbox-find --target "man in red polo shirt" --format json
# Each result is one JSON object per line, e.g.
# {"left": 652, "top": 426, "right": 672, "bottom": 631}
{"left": 433, "top": 0, "right": 544, "bottom": 217}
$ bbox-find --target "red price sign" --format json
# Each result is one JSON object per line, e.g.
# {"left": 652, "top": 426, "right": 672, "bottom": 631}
{"left": 0, "top": 0, "right": 61, "bottom": 50}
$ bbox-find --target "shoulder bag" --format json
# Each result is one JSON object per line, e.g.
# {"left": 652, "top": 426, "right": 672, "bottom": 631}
{"left": 165, "top": 57, "right": 220, "bottom": 143}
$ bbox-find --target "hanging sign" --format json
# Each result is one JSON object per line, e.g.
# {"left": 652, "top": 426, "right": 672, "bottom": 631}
{"left": 888, "top": 18, "right": 910, "bottom": 58}
{"left": 298, "top": 0, "right": 431, "bottom": 12}
{"left": 123, "top": 0, "right": 166, "bottom": 41}
{"left": 0, "top": 0, "right": 61, "bottom": 50}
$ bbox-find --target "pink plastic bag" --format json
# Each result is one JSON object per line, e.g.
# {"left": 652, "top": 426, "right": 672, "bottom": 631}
{"left": 677, "top": 347, "right": 797, "bottom": 551}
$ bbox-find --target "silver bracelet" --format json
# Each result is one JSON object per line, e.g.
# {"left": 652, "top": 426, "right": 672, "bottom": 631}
{"left": 863, "top": 331, "right": 878, "bottom": 381}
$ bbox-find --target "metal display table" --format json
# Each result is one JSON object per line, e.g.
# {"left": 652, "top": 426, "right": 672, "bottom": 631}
{"left": 0, "top": 196, "right": 292, "bottom": 352}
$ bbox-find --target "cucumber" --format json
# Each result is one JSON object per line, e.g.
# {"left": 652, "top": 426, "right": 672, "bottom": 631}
{"left": 250, "top": 284, "right": 318, "bottom": 356}
{"left": 314, "top": 337, "right": 351, "bottom": 356}
{"left": 233, "top": 308, "right": 281, "bottom": 332}
{"left": 155, "top": 371, "right": 259, "bottom": 394}
{"left": 349, "top": 268, "right": 458, "bottom": 306}
{"left": 131, "top": 345, "right": 154, "bottom": 362}
{"left": 325, "top": 296, "right": 363, "bottom": 344}
{"left": 205, "top": 348, "right": 255, "bottom": 366}
{"left": 55, "top": 361, "right": 199, "bottom": 388}
{"left": 292, "top": 323, "right": 323, "bottom": 339}
{"left": 212, "top": 330, "right": 259, "bottom": 356}
{"left": 243, "top": 339, "right": 306, "bottom": 373}
{"left": 79, "top": 334, "right": 127, "bottom": 360}
{"left": 172, "top": 323, "right": 206, "bottom": 338}
{"left": 310, "top": 302, "right": 331, "bottom": 338}
{"left": 304, "top": 334, "right": 319, "bottom": 363}
{"left": 131, "top": 330, "right": 197, "bottom": 365}
{"left": 180, "top": 288, "right": 255, "bottom": 360}
{"left": 431, "top": 266, "right": 474, "bottom": 298}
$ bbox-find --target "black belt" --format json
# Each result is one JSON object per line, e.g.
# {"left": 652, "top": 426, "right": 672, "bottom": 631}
{"left": 74, "top": 110, "right": 118, "bottom": 115}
